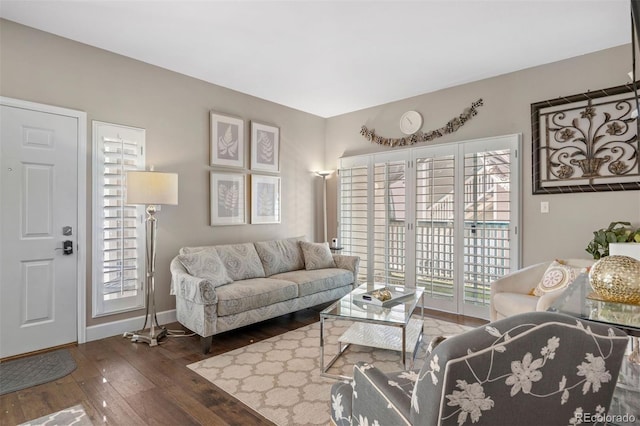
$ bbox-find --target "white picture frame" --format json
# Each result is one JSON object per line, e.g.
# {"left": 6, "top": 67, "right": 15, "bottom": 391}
{"left": 250, "top": 121, "right": 279, "bottom": 172}
{"left": 251, "top": 174, "right": 280, "bottom": 224}
{"left": 211, "top": 112, "right": 244, "bottom": 168}
{"left": 210, "top": 172, "right": 246, "bottom": 226}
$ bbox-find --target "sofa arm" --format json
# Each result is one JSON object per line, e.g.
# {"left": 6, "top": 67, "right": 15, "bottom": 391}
{"left": 333, "top": 254, "right": 360, "bottom": 280}
{"left": 170, "top": 257, "right": 218, "bottom": 305}
{"left": 350, "top": 362, "right": 411, "bottom": 426}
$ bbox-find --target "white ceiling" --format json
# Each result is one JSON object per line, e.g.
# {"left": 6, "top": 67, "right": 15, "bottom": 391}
{"left": 0, "top": 0, "right": 632, "bottom": 117}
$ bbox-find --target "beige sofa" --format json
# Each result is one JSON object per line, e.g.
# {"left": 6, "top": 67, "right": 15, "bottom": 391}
{"left": 170, "top": 237, "right": 360, "bottom": 353}
{"left": 490, "top": 258, "right": 594, "bottom": 321}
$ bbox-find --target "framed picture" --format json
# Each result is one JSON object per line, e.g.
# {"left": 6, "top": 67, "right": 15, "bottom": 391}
{"left": 250, "top": 121, "right": 280, "bottom": 172}
{"left": 531, "top": 83, "right": 640, "bottom": 194}
{"left": 210, "top": 172, "right": 246, "bottom": 226}
{"left": 251, "top": 174, "right": 280, "bottom": 224}
{"left": 211, "top": 112, "right": 244, "bottom": 168}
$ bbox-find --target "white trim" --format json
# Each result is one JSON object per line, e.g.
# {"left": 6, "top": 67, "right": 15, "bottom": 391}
{"left": 0, "top": 96, "right": 88, "bottom": 345}
{"left": 85, "top": 309, "right": 177, "bottom": 342}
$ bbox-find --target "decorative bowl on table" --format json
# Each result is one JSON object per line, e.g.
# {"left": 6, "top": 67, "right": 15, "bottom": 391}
{"left": 589, "top": 255, "right": 640, "bottom": 305}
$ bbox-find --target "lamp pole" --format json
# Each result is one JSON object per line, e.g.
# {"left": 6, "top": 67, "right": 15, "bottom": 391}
{"left": 316, "top": 170, "right": 333, "bottom": 242}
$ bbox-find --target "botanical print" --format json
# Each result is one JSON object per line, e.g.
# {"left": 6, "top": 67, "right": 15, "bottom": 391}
{"left": 217, "top": 122, "right": 239, "bottom": 161}
{"left": 251, "top": 122, "right": 279, "bottom": 172}
{"left": 251, "top": 175, "right": 280, "bottom": 224}
{"left": 256, "top": 182, "right": 275, "bottom": 216}
{"left": 217, "top": 179, "right": 240, "bottom": 217}
{"left": 210, "top": 172, "right": 245, "bottom": 225}
{"left": 211, "top": 112, "right": 244, "bottom": 168}
{"left": 256, "top": 129, "right": 275, "bottom": 165}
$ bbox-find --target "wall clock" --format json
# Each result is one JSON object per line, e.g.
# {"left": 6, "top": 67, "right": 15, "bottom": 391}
{"left": 399, "top": 110, "right": 423, "bottom": 135}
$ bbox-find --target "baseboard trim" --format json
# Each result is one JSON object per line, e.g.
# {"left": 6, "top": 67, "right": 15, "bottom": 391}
{"left": 85, "top": 309, "right": 177, "bottom": 342}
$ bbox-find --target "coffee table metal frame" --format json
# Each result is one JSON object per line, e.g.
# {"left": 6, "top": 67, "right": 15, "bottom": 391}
{"left": 320, "top": 283, "right": 425, "bottom": 380}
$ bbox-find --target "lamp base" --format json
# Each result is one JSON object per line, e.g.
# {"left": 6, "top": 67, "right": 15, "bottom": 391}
{"left": 123, "top": 327, "right": 167, "bottom": 347}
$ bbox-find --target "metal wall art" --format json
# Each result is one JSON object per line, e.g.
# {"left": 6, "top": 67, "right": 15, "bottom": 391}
{"left": 360, "top": 99, "right": 483, "bottom": 147}
{"left": 531, "top": 84, "right": 640, "bottom": 194}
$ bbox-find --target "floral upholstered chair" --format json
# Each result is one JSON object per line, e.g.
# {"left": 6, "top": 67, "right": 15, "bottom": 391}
{"left": 330, "top": 311, "right": 628, "bottom": 426}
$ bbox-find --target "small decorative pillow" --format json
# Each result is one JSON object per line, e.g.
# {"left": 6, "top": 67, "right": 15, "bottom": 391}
{"left": 533, "top": 259, "right": 588, "bottom": 296}
{"left": 300, "top": 241, "right": 336, "bottom": 270}
{"left": 178, "top": 250, "right": 233, "bottom": 287}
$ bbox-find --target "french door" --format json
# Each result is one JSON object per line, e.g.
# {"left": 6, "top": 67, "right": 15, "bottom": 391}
{"left": 338, "top": 134, "right": 520, "bottom": 319}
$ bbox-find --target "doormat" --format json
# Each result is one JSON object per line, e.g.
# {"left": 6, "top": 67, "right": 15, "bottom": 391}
{"left": 19, "top": 404, "right": 92, "bottom": 426}
{"left": 0, "top": 349, "right": 76, "bottom": 395}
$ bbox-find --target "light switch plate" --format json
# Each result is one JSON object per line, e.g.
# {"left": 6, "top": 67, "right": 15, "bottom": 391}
{"left": 540, "top": 201, "right": 549, "bottom": 214}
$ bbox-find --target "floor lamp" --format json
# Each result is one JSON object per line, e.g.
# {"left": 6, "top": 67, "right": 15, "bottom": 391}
{"left": 316, "top": 170, "right": 333, "bottom": 243}
{"left": 123, "top": 170, "right": 178, "bottom": 347}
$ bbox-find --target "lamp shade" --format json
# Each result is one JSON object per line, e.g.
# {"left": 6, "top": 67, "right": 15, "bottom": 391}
{"left": 126, "top": 171, "right": 178, "bottom": 205}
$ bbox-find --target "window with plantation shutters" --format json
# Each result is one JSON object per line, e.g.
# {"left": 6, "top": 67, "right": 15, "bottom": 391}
{"left": 338, "top": 162, "right": 369, "bottom": 283}
{"left": 92, "top": 121, "right": 146, "bottom": 317}
{"left": 338, "top": 134, "right": 520, "bottom": 319}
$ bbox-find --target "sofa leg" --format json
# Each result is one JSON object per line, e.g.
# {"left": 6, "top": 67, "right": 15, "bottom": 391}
{"left": 201, "top": 336, "right": 213, "bottom": 354}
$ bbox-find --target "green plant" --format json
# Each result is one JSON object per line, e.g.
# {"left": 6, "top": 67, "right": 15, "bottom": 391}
{"left": 585, "top": 221, "right": 640, "bottom": 259}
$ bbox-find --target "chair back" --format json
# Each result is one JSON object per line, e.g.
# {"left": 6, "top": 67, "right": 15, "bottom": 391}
{"left": 410, "top": 311, "right": 628, "bottom": 425}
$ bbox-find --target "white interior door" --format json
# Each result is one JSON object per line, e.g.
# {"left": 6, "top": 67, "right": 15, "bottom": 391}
{"left": 1, "top": 103, "right": 81, "bottom": 358}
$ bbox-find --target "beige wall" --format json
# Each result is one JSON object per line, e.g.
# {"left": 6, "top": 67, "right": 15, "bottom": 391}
{"left": 0, "top": 20, "right": 327, "bottom": 326}
{"left": 325, "top": 44, "right": 640, "bottom": 267}
{"left": 3, "top": 18, "right": 640, "bottom": 329}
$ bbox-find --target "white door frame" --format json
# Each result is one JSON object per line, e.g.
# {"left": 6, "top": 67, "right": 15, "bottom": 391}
{"left": 1, "top": 96, "right": 87, "bottom": 345}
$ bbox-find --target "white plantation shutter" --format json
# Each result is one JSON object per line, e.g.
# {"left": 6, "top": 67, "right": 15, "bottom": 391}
{"left": 92, "top": 122, "right": 146, "bottom": 317}
{"left": 414, "top": 150, "right": 456, "bottom": 309}
{"left": 373, "top": 158, "right": 407, "bottom": 286}
{"left": 338, "top": 162, "right": 369, "bottom": 283}
{"left": 338, "top": 135, "right": 520, "bottom": 319}
{"left": 462, "top": 147, "right": 513, "bottom": 312}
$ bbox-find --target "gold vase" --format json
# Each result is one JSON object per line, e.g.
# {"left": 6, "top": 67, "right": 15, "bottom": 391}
{"left": 589, "top": 255, "right": 640, "bottom": 305}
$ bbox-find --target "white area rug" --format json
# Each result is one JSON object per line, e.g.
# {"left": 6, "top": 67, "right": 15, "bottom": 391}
{"left": 19, "top": 404, "right": 92, "bottom": 426}
{"left": 188, "top": 317, "right": 472, "bottom": 426}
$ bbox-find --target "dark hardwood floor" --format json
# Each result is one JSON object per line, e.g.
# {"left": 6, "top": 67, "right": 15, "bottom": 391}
{"left": 0, "top": 305, "right": 487, "bottom": 426}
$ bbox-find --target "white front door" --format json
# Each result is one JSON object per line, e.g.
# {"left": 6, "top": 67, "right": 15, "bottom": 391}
{"left": 0, "top": 102, "right": 83, "bottom": 358}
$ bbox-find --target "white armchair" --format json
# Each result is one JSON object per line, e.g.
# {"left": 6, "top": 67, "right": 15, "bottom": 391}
{"left": 490, "top": 258, "right": 594, "bottom": 321}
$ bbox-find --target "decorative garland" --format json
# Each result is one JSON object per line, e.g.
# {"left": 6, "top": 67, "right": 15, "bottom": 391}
{"left": 360, "top": 99, "right": 484, "bottom": 147}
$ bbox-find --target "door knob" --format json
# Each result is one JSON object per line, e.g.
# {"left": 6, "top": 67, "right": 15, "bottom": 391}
{"left": 55, "top": 240, "right": 73, "bottom": 255}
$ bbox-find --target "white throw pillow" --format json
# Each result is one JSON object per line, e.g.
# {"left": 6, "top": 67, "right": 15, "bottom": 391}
{"left": 532, "top": 259, "right": 588, "bottom": 296}
{"left": 178, "top": 250, "right": 233, "bottom": 287}
{"left": 300, "top": 241, "right": 336, "bottom": 270}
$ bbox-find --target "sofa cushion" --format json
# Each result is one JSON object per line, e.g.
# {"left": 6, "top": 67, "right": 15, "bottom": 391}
{"left": 177, "top": 250, "right": 233, "bottom": 288}
{"left": 271, "top": 268, "right": 353, "bottom": 297}
{"left": 492, "top": 292, "right": 538, "bottom": 318}
{"left": 254, "top": 236, "right": 306, "bottom": 276}
{"left": 214, "top": 278, "right": 298, "bottom": 316}
{"left": 300, "top": 241, "right": 336, "bottom": 270}
{"left": 214, "top": 243, "right": 266, "bottom": 281}
{"left": 532, "top": 259, "right": 588, "bottom": 296}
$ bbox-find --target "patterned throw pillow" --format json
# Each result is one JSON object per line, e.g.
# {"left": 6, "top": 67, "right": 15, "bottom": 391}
{"left": 177, "top": 250, "right": 233, "bottom": 287}
{"left": 254, "top": 236, "right": 306, "bottom": 276}
{"left": 300, "top": 241, "right": 336, "bottom": 270}
{"left": 533, "top": 259, "right": 588, "bottom": 296}
{"left": 215, "top": 243, "right": 266, "bottom": 281}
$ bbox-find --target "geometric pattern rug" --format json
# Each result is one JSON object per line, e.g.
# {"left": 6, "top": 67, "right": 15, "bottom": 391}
{"left": 0, "top": 349, "right": 76, "bottom": 396}
{"left": 18, "top": 404, "right": 92, "bottom": 426}
{"left": 188, "top": 317, "right": 473, "bottom": 426}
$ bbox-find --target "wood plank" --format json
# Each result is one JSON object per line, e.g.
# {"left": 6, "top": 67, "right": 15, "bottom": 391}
{"left": 0, "top": 306, "right": 480, "bottom": 425}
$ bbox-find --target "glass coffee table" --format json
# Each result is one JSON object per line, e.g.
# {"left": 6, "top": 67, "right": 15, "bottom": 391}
{"left": 320, "top": 283, "right": 424, "bottom": 379}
